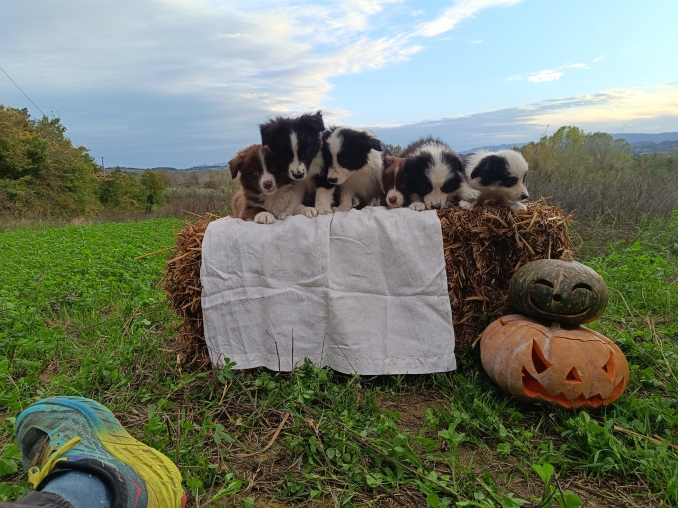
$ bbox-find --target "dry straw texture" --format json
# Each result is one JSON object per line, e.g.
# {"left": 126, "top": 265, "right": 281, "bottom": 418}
{"left": 163, "top": 200, "right": 573, "bottom": 368}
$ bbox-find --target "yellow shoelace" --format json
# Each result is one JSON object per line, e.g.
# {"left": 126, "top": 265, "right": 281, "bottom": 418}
{"left": 28, "top": 436, "right": 82, "bottom": 488}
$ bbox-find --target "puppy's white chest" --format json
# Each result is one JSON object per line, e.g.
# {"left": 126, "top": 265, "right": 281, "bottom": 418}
{"left": 262, "top": 186, "right": 294, "bottom": 216}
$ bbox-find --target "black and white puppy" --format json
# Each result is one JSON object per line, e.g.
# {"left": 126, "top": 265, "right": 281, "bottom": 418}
{"left": 462, "top": 150, "right": 529, "bottom": 210}
{"left": 314, "top": 127, "right": 384, "bottom": 214}
{"left": 401, "top": 137, "right": 480, "bottom": 211}
{"left": 259, "top": 111, "right": 325, "bottom": 218}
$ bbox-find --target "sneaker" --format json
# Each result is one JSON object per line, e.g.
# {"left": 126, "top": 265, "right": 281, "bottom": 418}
{"left": 15, "top": 396, "right": 186, "bottom": 508}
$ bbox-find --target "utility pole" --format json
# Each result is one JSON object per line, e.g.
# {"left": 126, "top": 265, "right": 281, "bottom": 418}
{"left": 101, "top": 157, "right": 105, "bottom": 175}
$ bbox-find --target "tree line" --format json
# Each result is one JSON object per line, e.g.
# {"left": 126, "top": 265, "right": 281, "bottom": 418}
{"left": 0, "top": 106, "right": 167, "bottom": 217}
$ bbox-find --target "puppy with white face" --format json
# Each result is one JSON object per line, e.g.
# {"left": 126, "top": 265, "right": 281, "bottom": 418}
{"left": 259, "top": 111, "right": 325, "bottom": 218}
{"left": 229, "top": 144, "right": 294, "bottom": 224}
{"left": 401, "top": 137, "right": 480, "bottom": 211}
{"left": 381, "top": 155, "right": 408, "bottom": 208}
{"left": 314, "top": 127, "right": 384, "bottom": 214}
{"left": 462, "top": 150, "right": 529, "bottom": 210}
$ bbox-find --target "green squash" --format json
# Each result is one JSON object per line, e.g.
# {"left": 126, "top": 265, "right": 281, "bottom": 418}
{"left": 509, "top": 252, "right": 608, "bottom": 325}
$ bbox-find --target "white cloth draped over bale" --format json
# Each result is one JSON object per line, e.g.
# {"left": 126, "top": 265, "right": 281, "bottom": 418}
{"left": 200, "top": 207, "right": 456, "bottom": 375}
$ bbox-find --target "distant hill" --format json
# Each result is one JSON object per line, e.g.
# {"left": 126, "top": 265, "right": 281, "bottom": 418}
{"left": 459, "top": 142, "right": 528, "bottom": 155}
{"left": 460, "top": 133, "right": 678, "bottom": 156}
{"left": 611, "top": 132, "right": 678, "bottom": 144}
{"left": 627, "top": 139, "right": 678, "bottom": 155}
{"left": 109, "top": 164, "right": 227, "bottom": 174}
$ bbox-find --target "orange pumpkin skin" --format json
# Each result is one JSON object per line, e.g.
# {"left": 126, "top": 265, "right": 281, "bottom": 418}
{"left": 480, "top": 315, "right": 629, "bottom": 410}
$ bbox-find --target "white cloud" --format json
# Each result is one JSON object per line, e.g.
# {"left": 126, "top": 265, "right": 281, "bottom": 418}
{"left": 416, "top": 0, "right": 522, "bottom": 37}
{"left": 509, "top": 60, "right": 593, "bottom": 84}
{"left": 527, "top": 70, "right": 564, "bottom": 83}
{"left": 374, "top": 83, "right": 678, "bottom": 150}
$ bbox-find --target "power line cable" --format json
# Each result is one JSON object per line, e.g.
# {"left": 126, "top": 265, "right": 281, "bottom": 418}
{"left": 0, "top": 65, "right": 46, "bottom": 117}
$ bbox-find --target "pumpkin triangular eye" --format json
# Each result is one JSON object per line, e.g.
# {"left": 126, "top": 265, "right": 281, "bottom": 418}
{"left": 565, "top": 367, "right": 582, "bottom": 383}
{"left": 602, "top": 350, "right": 615, "bottom": 381}
{"left": 531, "top": 340, "right": 552, "bottom": 374}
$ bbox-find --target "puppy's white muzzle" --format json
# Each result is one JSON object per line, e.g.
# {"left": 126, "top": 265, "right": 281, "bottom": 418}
{"left": 289, "top": 162, "right": 307, "bottom": 180}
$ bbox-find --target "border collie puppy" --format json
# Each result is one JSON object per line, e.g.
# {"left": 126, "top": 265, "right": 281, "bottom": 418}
{"left": 401, "top": 137, "right": 480, "bottom": 211}
{"left": 259, "top": 111, "right": 325, "bottom": 218}
{"left": 314, "top": 127, "right": 384, "bottom": 214}
{"left": 381, "top": 155, "right": 408, "bottom": 208}
{"left": 229, "top": 144, "right": 293, "bottom": 224}
{"left": 462, "top": 150, "right": 529, "bottom": 210}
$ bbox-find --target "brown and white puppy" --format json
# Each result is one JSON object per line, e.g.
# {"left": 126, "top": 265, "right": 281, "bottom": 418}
{"left": 229, "top": 144, "right": 294, "bottom": 224}
{"left": 381, "top": 155, "right": 408, "bottom": 208}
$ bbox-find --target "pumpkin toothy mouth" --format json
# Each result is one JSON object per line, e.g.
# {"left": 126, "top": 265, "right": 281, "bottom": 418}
{"left": 528, "top": 294, "right": 591, "bottom": 318}
{"left": 521, "top": 367, "right": 625, "bottom": 409}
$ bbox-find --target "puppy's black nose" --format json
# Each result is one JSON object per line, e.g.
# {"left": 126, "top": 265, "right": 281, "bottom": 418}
{"left": 291, "top": 172, "right": 305, "bottom": 180}
{"left": 327, "top": 176, "right": 338, "bottom": 185}
{"left": 520, "top": 193, "right": 529, "bottom": 200}
{"left": 430, "top": 203, "right": 441, "bottom": 210}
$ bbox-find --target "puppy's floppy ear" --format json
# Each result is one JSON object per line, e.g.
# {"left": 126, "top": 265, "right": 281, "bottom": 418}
{"left": 384, "top": 155, "right": 396, "bottom": 171}
{"left": 367, "top": 136, "right": 382, "bottom": 152}
{"left": 300, "top": 111, "right": 325, "bottom": 133}
{"left": 228, "top": 153, "right": 243, "bottom": 179}
{"left": 402, "top": 156, "right": 418, "bottom": 176}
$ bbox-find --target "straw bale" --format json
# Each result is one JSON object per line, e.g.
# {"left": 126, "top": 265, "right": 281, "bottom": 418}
{"left": 162, "top": 200, "right": 573, "bottom": 368}
{"left": 160, "top": 215, "right": 214, "bottom": 370}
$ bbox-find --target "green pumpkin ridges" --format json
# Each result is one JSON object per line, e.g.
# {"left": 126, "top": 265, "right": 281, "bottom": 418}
{"left": 509, "top": 258, "right": 609, "bottom": 325}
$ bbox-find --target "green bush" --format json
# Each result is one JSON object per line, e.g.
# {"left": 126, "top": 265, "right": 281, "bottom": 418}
{"left": 0, "top": 105, "right": 100, "bottom": 218}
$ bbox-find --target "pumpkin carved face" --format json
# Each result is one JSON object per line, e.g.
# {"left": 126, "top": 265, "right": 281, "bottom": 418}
{"left": 480, "top": 315, "right": 628, "bottom": 410}
{"left": 509, "top": 257, "right": 608, "bottom": 325}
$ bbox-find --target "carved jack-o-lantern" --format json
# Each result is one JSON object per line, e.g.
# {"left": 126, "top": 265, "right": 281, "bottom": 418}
{"left": 509, "top": 252, "right": 608, "bottom": 326}
{"left": 480, "top": 315, "right": 628, "bottom": 410}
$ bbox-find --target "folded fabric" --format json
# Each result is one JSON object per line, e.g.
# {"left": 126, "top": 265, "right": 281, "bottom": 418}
{"left": 200, "top": 207, "right": 456, "bottom": 375}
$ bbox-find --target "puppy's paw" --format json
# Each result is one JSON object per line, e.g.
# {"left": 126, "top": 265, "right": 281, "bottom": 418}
{"left": 278, "top": 212, "right": 290, "bottom": 220}
{"left": 302, "top": 206, "right": 318, "bottom": 218}
{"left": 458, "top": 200, "right": 475, "bottom": 209}
{"left": 462, "top": 188, "right": 482, "bottom": 201}
{"left": 316, "top": 206, "right": 332, "bottom": 215}
{"left": 509, "top": 201, "right": 527, "bottom": 211}
{"left": 409, "top": 202, "right": 426, "bottom": 212}
{"left": 254, "top": 212, "right": 276, "bottom": 224}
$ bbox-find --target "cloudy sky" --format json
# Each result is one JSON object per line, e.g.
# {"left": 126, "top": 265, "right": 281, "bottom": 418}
{"left": 1, "top": 0, "right": 677, "bottom": 168}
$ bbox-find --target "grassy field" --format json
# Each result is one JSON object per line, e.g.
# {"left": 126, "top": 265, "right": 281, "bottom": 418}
{"left": 0, "top": 216, "right": 677, "bottom": 507}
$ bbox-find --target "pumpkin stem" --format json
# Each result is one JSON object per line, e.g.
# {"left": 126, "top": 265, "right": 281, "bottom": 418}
{"left": 550, "top": 322, "right": 562, "bottom": 331}
{"left": 561, "top": 249, "right": 574, "bottom": 261}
